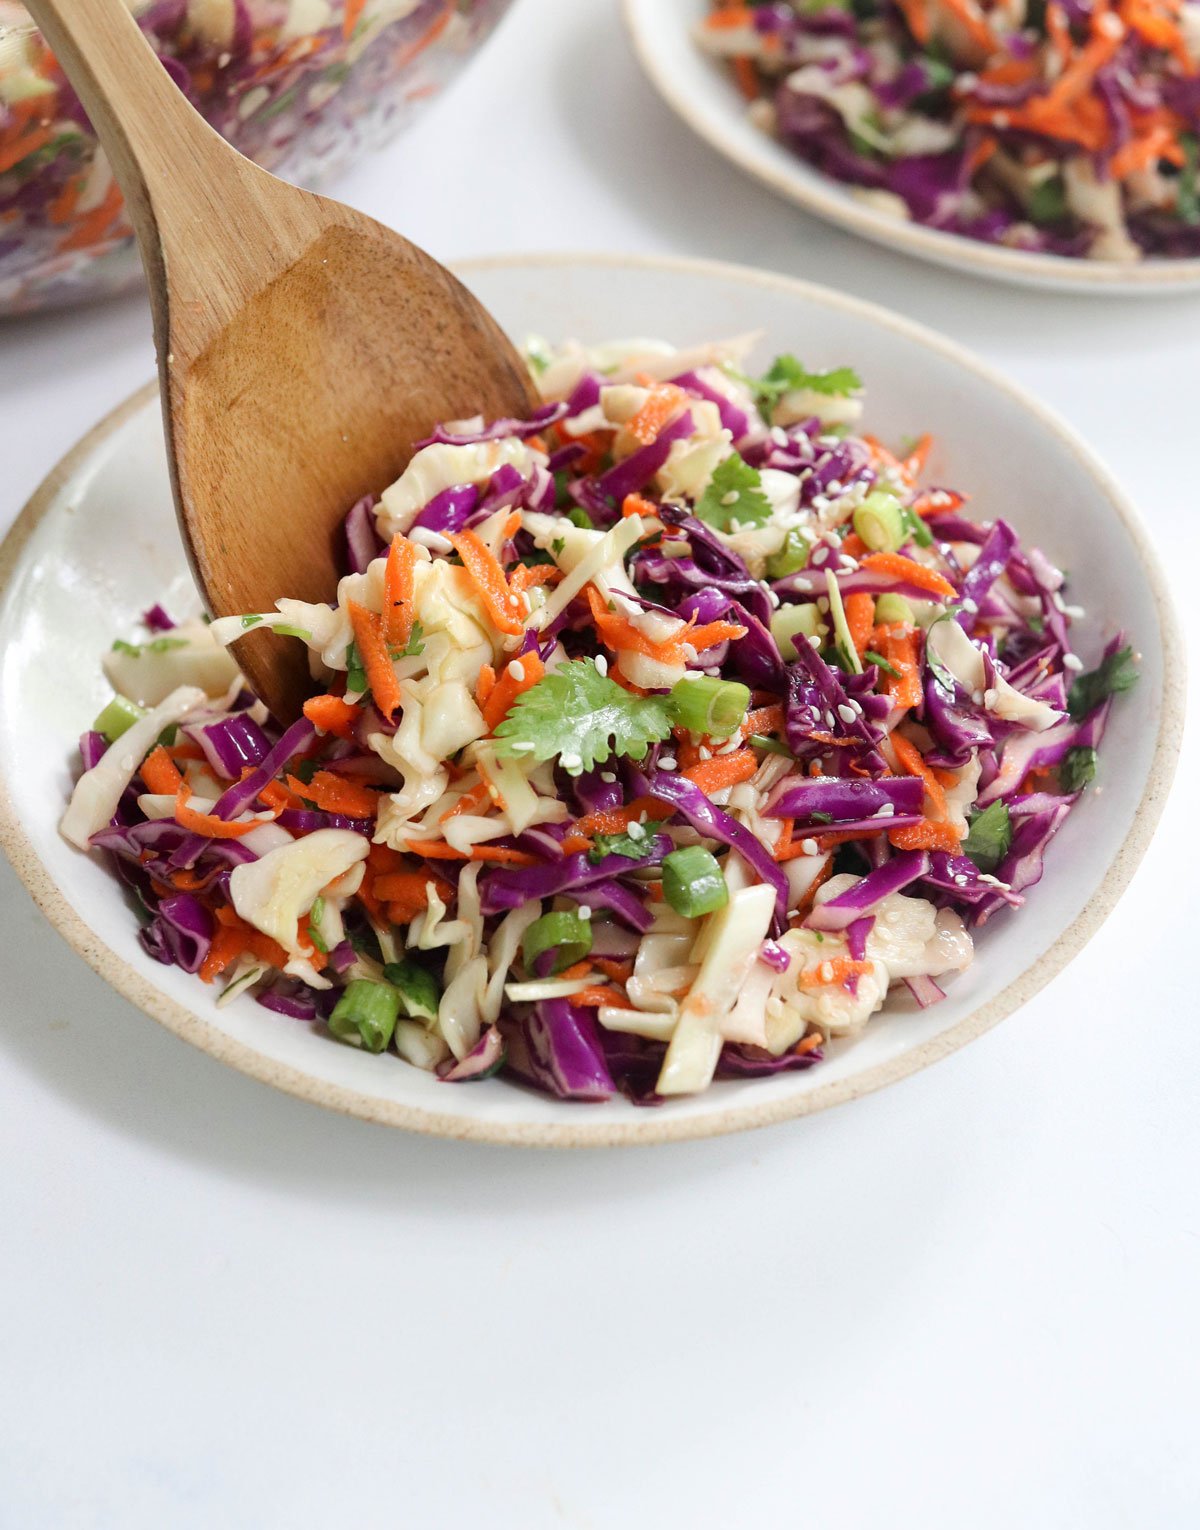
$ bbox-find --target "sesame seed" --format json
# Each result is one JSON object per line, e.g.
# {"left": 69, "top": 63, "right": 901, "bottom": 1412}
{"left": 594, "top": 655, "right": 608, "bottom": 677}
{"left": 560, "top": 752, "right": 581, "bottom": 769}
{"left": 577, "top": 905, "right": 592, "bottom": 920}
{"left": 812, "top": 546, "right": 829, "bottom": 567}
{"left": 698, "top": 746, "right": 712, "bottom": 761}
{"left": 819, "top": 961, "right": 834, "bottom": 983}
{"left": 769, "top": 590, "right": 781, "bottom": 608}
{"left": 1063, "top": 604, "right": 1085, "bottom": 619}
{"left": 983, "top": 688, "right": 998, "bottom": 709}
{"left": 839, "top": 555, "right": 858, "bottom": 570}
{"left": 1097, "top": 10, "right": 1123, "bottom": 36}
{"left": 874, "top": 803, "right": 895, "bottom": 818}
{"left": 971, "top": 690, "right": 984, "bottom": 705}
{"left": 837, "top": 704, "right": 856, "bottom": 725}
{"left": 817, "top": 597, "right": 830, "bottom": 614}
{"left": 509, "top": 660, "right": 525, "bottom": 683}
{"left": 960, "top": 598, "right": 978, "bottom": 614}
{"left": 627, "top": 820, "right": 646, "bottom": 840}
{"left": 1062, "top": 653, "right": 1084, "bottom": 672}
{"left": 801, "top": 837, "right": 819, "bottom": 855}
{"left": 508, "top": 594, "right": 520, "bottom": 608}
{"left": 510, "top": 741, "right": 536, "bottom": 754}
{"left": 721, "top": 490, "right": 740, "bottom": 506}
{"left": 659, "top": 754, "right": 678, "bottom": 771}
{"left": 807, "top": 634, "right": 822, "bottom": 649}
{"left": 601, "top": 771, "right": 617, "bottom": 783}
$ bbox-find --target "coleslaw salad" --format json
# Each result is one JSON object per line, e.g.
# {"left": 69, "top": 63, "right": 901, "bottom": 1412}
{"left": 61, "top": 333, "right": 1136, "bottom": 1103}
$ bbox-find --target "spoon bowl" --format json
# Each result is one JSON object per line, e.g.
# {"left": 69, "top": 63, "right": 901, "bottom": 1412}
{"left": 24, "top": 0, "right": 538, "bottom": 722}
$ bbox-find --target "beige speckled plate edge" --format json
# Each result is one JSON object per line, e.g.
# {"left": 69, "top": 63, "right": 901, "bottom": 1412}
{"left": 622, "top": 0, "right": 1200, "bottom": 295}
{"left": 0, "top": 252, "right": 1186, "bottom": 1147}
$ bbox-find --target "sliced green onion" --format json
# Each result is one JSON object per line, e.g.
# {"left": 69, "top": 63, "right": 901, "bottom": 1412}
{"left": 521, "top": 911, "right": 593, "bottom": 975}
{"left": 382, "top": 958, "right": 441, "bottom": 1022}
{"left": 306, "top": 895, "right": 329, "bottom": 955}
{"left": 901, "top": 506, "right": 933, "bottom": 548}
{"left": 662, "top": 846, "right": 729, "bottom": 919}
{"left": 748, "top": 733, "right": 793, "bottom": 758}
{"left": 668, "top": 675, "right": 750, "bottom": 738}
{"left": 852, "top": 489, "right": 906, "bottom": 552}
{"left": 862, "top": 648, "right": 900, "bottom": 677}
{"left": 566, "top": 506, "right": 595, "bottom": 530}
{"left": 874, "top": 593, "right": 914, "bottom": 626}
{"left": 823, "top": 569, "right": 862, "bottom": 676}
{"left": 92, "top": 694, "right": 146, "bottom": 744}
{"left": 770, "top": 602, "right": 820, "bottom": 659}
{"left": 328, "top": 979, "right": 400, "bottom": 1053}
{"left": 110, "top": 638, "right": 140, "bottom": 657}
{"left": 765, "top": 528, "right": 811, "bottom": 579}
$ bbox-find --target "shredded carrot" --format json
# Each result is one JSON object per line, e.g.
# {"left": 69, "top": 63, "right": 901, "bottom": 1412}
{"left": 56, "top": 179, "right": 124, "bottom": 254}
{"left": 140, "top": 746, "right": 183, "bottom": 795}
{"left": 559, "top": 833, "right": 594, "bottom": 855}
{"left": 892, "top": 0, "right": 931, "bottom": 44}
{"left": 799, "top": 957, "right": 874, "bottom": 988}
{"left": 937, "top": 0, "right": 997, "bottom": 53}
{"left": 347, "top": 601, "right": 403, "bottom": 720}
{"left": 0, "top": 125, "right": 54, "bottom": 177}
{"left": 888, "top": 820, "right": 963, "bottom": 853}
{"left": 861, "top": 551, "right": 957, "bottom": 601}
{"left": 343, "top": 0, "right": 366, "bottom": 37}
{"left": 285, "top": 770, "right": 380, "bottom": 820}
{"left": 382, "top": 533, "right": 418, "bottom": 650}
{"left": 469, "top": 845, "right": 540, "bottom": 866}
{"left": 796, "top": 1033, "right": 824, "bottom": 1055}
{"left": 733, "top": 55, "right": 760, "bottom": 99}
{"left": 439, "top": 781, "right": 491, "bottom": 824}
{"left": 573, "top": 985, "right": 634, "bottom": 1009}
{"left": 475, "top": 662, "right": 497, "bottom": 711}
{"left": 703, "top": 4, "right": 755, "bottom": 26}
{"left": 398, "top": 839, "right": 468, "bottom": 860}
{"left": 841, "top": 532, "right": 868, "bottom": 560}
{"left": 448, "top": 530, "right": 524, "bottom": 635}
{"left": 175, "top": 788, "right": 273, "bottom": 839}
{"left": 373, "top": 870, "right": 434, "bottom": 906}
{"left": 844, "top": 592, "right": 876, "bottom": 659}
{"left": 303, "top": 693, "right": 359, "bottom": 740}
{"left": 257, "top": 779, "right": 303, "bottom": 813}
{"left": 774, "top": 818, "right": 794, "bottom": 860}
{"left": 626, "top": 384, "right": 689, "bottom": 447}
{"left": 510, "top": 563, "right": 563, "bottom": 594}
{"left": 622, "top": 492, "right": 659, "bottom": 520}
{"left": 911, "top": 488, "right": 965, "bottom": 519}
{"left": 890, "top": 732, "right": 951, "bottom": 820}
{"left": 482, "top": 651, "right": 545, "bottom": 732}
{"left": 744, "top": 703, "right": 785, "bottom": 739}
{"left": 682, "top": 749, "right": 759, "bottom": 795}
{"left": 873, "top": 623, "right": 921, "bottom": 710}
{"left": 965, "top": 133, "right": 999, "bottom": 178}
{"left": 593, "top": 957, "right": 635, "bottom": 982}
{"left": 577, "top": 798, "right": 673, "bottom": 836}
{"left": 586, "top": 585, "right": 745, "bottom": 665}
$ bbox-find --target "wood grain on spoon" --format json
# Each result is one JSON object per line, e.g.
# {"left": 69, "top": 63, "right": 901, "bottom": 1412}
{"left": 25, "top": 0, "right": 539, "bottom": 723}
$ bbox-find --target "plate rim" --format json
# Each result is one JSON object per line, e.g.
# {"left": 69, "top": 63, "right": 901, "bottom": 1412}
{"left": 0, "top": 250, "right": 1186, "bottom": 1147}
{"left": 621, "top": 0, "right": 1200, "bottom": 294}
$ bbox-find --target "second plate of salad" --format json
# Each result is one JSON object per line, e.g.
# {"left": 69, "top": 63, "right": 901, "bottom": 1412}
{"left": 625, "top": 0, "right": 1200, "bottom": 292}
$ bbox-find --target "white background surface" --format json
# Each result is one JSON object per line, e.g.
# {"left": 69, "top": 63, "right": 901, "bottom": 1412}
{"left": 1, "top": 1, "right": 1197, "bottom": 1525}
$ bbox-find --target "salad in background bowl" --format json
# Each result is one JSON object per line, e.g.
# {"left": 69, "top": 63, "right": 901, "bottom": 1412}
{"left": 0, "top": 0, "right": 513, "bottom": 313}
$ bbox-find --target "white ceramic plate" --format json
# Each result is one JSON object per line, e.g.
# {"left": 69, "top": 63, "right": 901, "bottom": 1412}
{"left": 624, "top": 0, "right": 1200, "bottom": 295}
{"left": 0, "top": 254, "right": 1184, "bottom": 1145}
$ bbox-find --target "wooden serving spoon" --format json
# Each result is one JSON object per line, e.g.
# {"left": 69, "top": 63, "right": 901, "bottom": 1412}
{"left": 25, "top": 0, "right": 539, "bottom": 722}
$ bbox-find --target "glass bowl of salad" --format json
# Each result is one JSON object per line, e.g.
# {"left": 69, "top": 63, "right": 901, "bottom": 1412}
{"left": 0, "top": 0, "right": 514, "bottom": 314}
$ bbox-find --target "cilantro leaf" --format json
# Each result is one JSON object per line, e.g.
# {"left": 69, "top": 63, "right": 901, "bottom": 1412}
{"left": 345, "top": 640, "right": 368, "bottom": 697}
{"left": 694, "top": 453, "right": 772, "bottom": 533}
{"left": 588, "top": 830, "right": 653, "bottom": 864}
{"left": 1060, "top": 746, "right": 1097, "bottom": 794}
{"left": 493, "top": 659, "right": 674, "bottom": 772}
{"left": 1068, "top": 646, "right": 1138, "bottom": 719}
{"left": 752, "top": 353, "right": 862, "bottom": 411}
{"left": 962, "top": 801, "right": 1012, "bottom": 874}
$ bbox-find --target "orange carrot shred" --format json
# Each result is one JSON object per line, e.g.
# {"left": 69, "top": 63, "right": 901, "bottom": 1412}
{"left": 383, "top": 533, "right": 418, "bottom": 649}
{"left": 347, "top": 601, "right": 403, "bottom": 720}
{"left": 448, "top": 530, "right": 525, "bottom": 635}
{"left": 482, "top": 651, "right": 545, "bottom": 732}
{"left": 140, "top": 746, "right": 183, "bottom": 796}
{"left": 861, "top": 551, "right": 957, "bottom": 601}
{"left": 303, "top": 693, "right": 359, "bottom": 740}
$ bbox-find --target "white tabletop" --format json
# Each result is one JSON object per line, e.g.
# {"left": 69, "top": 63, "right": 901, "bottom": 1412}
{"left": 2, "top": 2, "right": 1197, "bottom": 1525}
